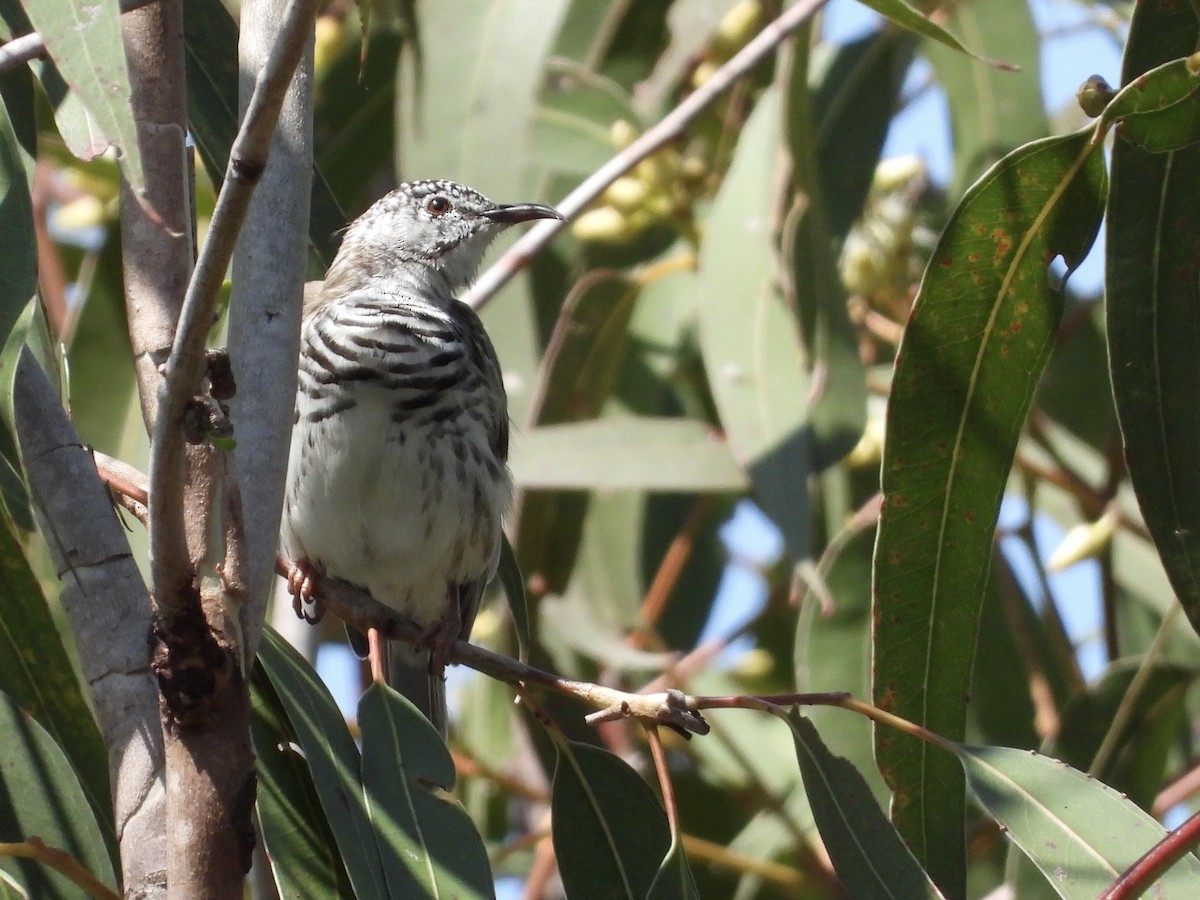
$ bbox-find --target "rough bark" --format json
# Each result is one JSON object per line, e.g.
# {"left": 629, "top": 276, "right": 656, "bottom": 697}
{"left": 12, "top": 351, "right": 167, "bottom": 899}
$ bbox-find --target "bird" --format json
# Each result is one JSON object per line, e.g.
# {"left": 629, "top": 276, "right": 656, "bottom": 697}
{"left": 281, "top": 179, "right": 562, "bottom": 733}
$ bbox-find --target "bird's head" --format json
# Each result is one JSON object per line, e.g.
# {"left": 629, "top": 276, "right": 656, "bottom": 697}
{"left": 326, "top": 180, "right": 562, "bottom": 296}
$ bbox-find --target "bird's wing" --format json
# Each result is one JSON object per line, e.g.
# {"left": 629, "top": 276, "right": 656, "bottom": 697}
{"left": 454, "top": 299, "right": 509, "bottom": 462}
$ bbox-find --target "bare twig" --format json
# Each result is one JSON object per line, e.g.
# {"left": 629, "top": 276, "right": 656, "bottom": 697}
{"left": 461, "top": 0, "right": 832, "bottom": 311}
{"left": 644, "top": 725, "right": 681, "bottom": 841}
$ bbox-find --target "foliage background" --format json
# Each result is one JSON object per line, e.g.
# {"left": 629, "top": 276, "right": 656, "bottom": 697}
{"left": 4, "top": 0, "right": 1200, "bottom": 898}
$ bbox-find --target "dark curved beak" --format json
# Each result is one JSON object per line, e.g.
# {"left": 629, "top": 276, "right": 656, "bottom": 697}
{"left": 482, "top": 202, "right": 564, "bottom": 225}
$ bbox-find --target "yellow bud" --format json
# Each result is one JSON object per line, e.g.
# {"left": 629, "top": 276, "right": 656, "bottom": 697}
{"left": 572, "top": 206, "right": 634, "bottom": 243}
{"left": 52, "top": 195, "right": 107, "bottom": 231}
{"left": 845, "top": 417, "right": 884, "bottom": 469}
{"left": 691, "top": 60, "right": 718, "bottom": 90}
{"left": 681, "top": 155, "right": 708, "bottom": 183}
{"left": 839, "top": 232, "right": 884, "bottom": 297}
{"left": 313, "top": 16, "right": 346, "bottom": 78}
{"left": 734, "top": 647, "right": 774, "bottom": 680}
{"left": 872, "top": 155, "right": 924, "bottom": 193}
{"left": 603, "top": 176, "right": 651, "bottom": 212}
{"left": 1046, "top": 508, "right": 1119, "bottom": 572}
{"left": 712, "top": 0, "right": 763, "bottom": 60}
{"left": 634, "top": 151, "right": 678, "bottom": 191}
{"left": 610, "top": 119, "right": 639, "bottom": 151}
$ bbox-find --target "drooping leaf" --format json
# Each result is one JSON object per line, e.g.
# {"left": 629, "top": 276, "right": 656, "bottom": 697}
{"left": 20, "top": 0, "right": 145, "bottom": 196}
{"left": 794, "top": 517, "right": 886, "bottom": 800}
{"left": 0, "top": 692, "right": 117, "bottom": 899}
{"left": 496, "top": 534, "right": 530, "bottom": 662}
{"left": 790, "top": 713, "right": 942, "bottom": 900}
{"left": 873, "top": 130, "right": 1107, "bottom": 897}
{"left": 924, "top": 0, "right": 1047, "bottom": 199}
{"left": 250, "top": 662, "right": 354, "bottom": 899}
{"left": 1106, "top": 0, "right": 1200, "bottom": 638}
{"left": 857, "top": 0, "right": 1003, "bottom": 64}
{"left": 256, "top": 627, "right": 389, "bottom": 900}
{"left": 697, "top": 89, "right": 812, "bottom": 560}
{"left": 358, "top": 684, "right": 494, "bottom": 899}
{"left": 0, "top": 515, "right": 113, "bottom": 845}
{"left": 551, "top": 741, "right": 673, "bottom": 899}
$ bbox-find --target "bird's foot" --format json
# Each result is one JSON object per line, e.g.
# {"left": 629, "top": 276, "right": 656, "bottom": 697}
{"left": 286, "top": 559, "right": 324, "bottom": 624}
{"left": 419, "top": 606, "right": 463, "bottom": 679}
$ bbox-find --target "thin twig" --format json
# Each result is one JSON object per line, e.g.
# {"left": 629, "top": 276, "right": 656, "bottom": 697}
{"left": 644, "top": 725, "right": 680, "bottom": 840}
{"left": 147, "top": 0, "right": 321, "bottom": 621}
{"left": 461, "top": 0, "right": 832, "bottom": 311}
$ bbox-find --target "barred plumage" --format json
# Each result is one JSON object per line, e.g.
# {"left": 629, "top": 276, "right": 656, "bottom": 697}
{"left": 282, "top": 180, "right": 561, "bottom": 732}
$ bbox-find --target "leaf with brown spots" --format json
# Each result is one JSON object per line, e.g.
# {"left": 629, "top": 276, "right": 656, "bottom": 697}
{"left": 873, "top": 130, "right": 1106, "bottom": 897}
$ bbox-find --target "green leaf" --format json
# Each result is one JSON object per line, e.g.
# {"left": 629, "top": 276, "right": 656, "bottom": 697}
{"left": 511, "top": 417, "right": 746, "bottom": 491}
{"left": 314, "top": 29, "right": 404, "bottom": 211}
{"left": 551, "top": 742, "right": 672, "bottom": 900}
{"left": 1054, "top": 663, "right": 1193, "bottom": 811}
{"left": 0, "top": 516, "right": 114, "bottom": 850}
{"left": 358, "top": 684, "right": 494, "bottom": 899}
{"left": 794, "top": 517, "right": 886, "bottom": 800}
{"left": 784, "top": 30, "right": 878, "bottom": 470}
{"left": 0, "top": 57, "right": 37, "bottom": 531}
{"left": 1106, "top": 0, "right": 1200, "bottom": 639}
{"left": 1100, "top": 56, "right": 1200, "bottom": 153}
{"left": 0, "top": 60, "right": 35, "bottom": 349}
{"left": 790, "top": 713, "right": 942, "bottom": 900}
{"left": 22, "top": 0, "right": 145, "bottom": 197}
{"left": 924, "top": 0, "right": 1048, "bottom": 198}
{"left": 957, "top": 744, "right": 1200, "bottom": 897}
{"left": 256, "top": 627, "right": 389, "bottom": 900}
{"left": 0, "top": 691, "right": 117, "bottom": 899}
{"left": 531, "top": 59, "right": 637, "bottom": 176}
{"left": 644, "top": 837, "right": 701, "bottom": 900}
{"left": 697, "top": 89, "right": 811, "bottom": 560}
{"left": 250, "top": 662, "right": 354, "bottom": 899}
{"left": 857, "top": 0, "right": 1004, "bottom": 65}
{"left": 397, "top": 0, "right": 567, "bottom": 196}
{"left": 496, "top": 534, "right": 530, "bottom": 662}
{"left": 182, "top": 0, "right": 344, "bottom": 268}
{"left": 512, "top": 267, "right": 639, "bottom": 596}
{"left": 873, "top": 130, "right": 1107, "bottom": 897}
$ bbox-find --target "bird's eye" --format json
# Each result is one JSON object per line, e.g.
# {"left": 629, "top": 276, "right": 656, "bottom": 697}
{"left": 426, "top": 196, "right": 451, "bottom": 215}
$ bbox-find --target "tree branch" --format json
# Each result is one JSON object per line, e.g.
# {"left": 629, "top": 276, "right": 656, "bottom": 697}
{"left": 13, "top": 352, "right": 166, "bottom": 899}
{"left": 147, "top": 0, "right": 320, "bottom": 627}
{"left": 227, "top": 0, "right": 313, "bottom": 664}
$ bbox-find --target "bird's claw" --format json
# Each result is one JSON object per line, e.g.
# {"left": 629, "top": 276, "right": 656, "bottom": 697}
{"left": 287, "top": 560, "right": 324, "bottom": 624}
{"left": 420, "top": 608, "right": 462, "bottom": 679}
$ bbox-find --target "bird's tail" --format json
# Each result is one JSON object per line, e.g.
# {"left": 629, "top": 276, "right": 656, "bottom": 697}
{"left": 384, "top": 640, "right": 448, "bottom": 735}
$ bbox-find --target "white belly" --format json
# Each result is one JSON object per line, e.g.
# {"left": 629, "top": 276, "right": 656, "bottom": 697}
{"left": 282, "top": 392, "right": 510, "bottom": 624}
